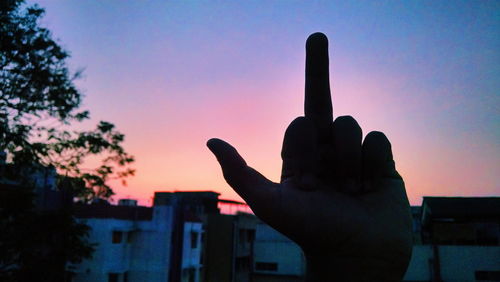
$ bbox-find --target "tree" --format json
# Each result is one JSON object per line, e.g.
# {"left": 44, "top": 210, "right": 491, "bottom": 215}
{"left": 0, "top": 0, "right": 135, "bottom": 201}
{"left": 0, "top": 0, "right": 135, "bottom": 280}
{"left": 0, "top": 183, "right": 95, "bottom": 282}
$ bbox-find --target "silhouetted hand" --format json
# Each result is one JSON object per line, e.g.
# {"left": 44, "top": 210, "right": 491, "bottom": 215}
{"left": 207, "top": 33, "right": 413, "bottom": 282}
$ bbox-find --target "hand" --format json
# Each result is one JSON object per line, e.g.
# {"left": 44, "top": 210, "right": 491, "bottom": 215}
{"left": 207, "top": 33, "right": 413, "bottom": 282}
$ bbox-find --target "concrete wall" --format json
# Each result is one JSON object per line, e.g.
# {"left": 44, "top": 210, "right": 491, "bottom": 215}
{"left": 129, "top": 205, "right": 173, "bottom": 281}
{"left": 181, "top": 221, "right": 203, "bottom": 282}
{"left": 72, "top": 204, "right": 174, "bottom": 282}
{"left": 253, "top": 223, "right": 305, "bottom": 278}
{"left": 72, "top": 218, "right": 135, "bottom": 282}
{"left": 440, "top": 246, "right": 500, "bottom": 281}
{"left": 403, "top": 245, "right": 432, "bottom": 281}
{"left": 203, "top": 214, "right": 234, "bottom": 282}
{"left": 404, "top": 245, "right": 500, "bottom": 281}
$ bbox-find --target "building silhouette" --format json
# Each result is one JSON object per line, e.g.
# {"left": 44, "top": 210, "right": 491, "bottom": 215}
{"left": 71, "top": 191, "right": 305, "bottom": 282}
{"left": 404, "top": 197, "right": 500, "bottom": 281}
{"left": 7, "top": 161, "right": 496, "bottom": 282}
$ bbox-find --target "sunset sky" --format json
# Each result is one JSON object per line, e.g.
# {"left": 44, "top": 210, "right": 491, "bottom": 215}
{"left": 34, "top": 1, "right": 499, "bottom": 206}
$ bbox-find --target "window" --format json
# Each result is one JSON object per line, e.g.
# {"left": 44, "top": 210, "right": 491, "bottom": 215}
{"left": 247, "top": 229, "right": 255, "bottom": 242}
{"left": 255, "top": 262, "right": 278, "bottom": 272}
{"left": 188, "top": 268, "right": 195, "bottom": 282}
{"left": 108, "top": 273, "right": 119, "bottom": 282}
{"left": 191, "top": 231, "right": 198, "bottom": 248}
{"left": 476, "top": 223, "right": 499, "bottom": 245}
{"left": 199, "top": 248, "right": 204, "bottom": 264}
{"left": 239, "top": 228, "right": 256, "bottom": 243}
{"left": 112, "top": 231, "right": 122, "bottom": 244}
{"left": 475, "top": 271, "right": 500, "bottom": 281}
{"left": 236, "top": 257, "right": 250, "bottom": 271}
{"left": 239, "top": 229, "right": 246, "bottom": 243}
{"left": 127, "top": 231, "right": 134, "bottom": 243}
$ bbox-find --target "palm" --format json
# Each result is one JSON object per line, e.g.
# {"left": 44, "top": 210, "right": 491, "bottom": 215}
{"left": 280, "top": 179, "right": 412, "bottom": 265}
{"left": 208, "top": 33, "right": 412, "bottom": 281}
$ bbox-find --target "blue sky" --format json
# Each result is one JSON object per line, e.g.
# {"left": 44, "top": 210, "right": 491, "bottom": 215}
{"left": 34, "top": 0, "right": 499, "bottom": 204}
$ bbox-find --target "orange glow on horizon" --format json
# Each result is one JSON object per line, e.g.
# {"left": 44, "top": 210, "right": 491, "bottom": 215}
{"left": 36, "top": 1, "right": 499, "bottom": 207}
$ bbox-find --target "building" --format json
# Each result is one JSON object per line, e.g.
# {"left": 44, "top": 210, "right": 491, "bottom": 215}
{"left": 218, "top": 196, "right": 500, "bottom": 282}
{"left": 72, "top": 192, "right": 500, "bottom": 281}
{"left": 72, "top": 199, "right": 173, "bottom": 282}
{"left": 180, "top": 218, "right": 203, "bottom": 282}
{"left": 252, "top": 221, "right": 305, "bottom": 282}
{"left": 72, "top": 192, "right": 212, "bottom": 282}
{"left": 0, "top": 156, "right": 71, "bottom": 211}
{"left": 154, "top": 191, "right": 219, "bottom": 282}
{"left": 1, "top": 157, "right": 303, "bottom": 282}
{"left": 404, "top": 197, "right": 500, "bottom": 281}
{"left": 0, "top": 160, "right": 80, "bottom": 281}
{"left": 203, "top": 210, "right": 305, "bottom": 282}
{"left": 202, "top": 212, "right": 235, "bottom": 281}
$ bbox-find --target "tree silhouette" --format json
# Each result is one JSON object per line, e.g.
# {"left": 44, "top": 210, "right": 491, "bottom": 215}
{"left": 1, "top": 0, "right": 135, "bottom": 280}
{"left": 0, "top": 0, "right": 134, "bottom": 201}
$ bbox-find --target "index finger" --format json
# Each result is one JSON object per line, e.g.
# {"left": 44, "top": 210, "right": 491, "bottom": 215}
{"left": 304, "top": 33, "right": 333, "bottom": 140}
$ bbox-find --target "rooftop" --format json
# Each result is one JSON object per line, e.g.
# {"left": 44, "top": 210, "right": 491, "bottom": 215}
{"left": 422, "top": 196, "right": 500, "bottom": 225}
{"left": 74, "top": 203, "right": 153, "bottom": 221}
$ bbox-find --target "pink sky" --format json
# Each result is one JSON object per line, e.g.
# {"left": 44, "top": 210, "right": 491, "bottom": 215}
{"left": 36, "top": 1, "right": 499, "bottom": 206}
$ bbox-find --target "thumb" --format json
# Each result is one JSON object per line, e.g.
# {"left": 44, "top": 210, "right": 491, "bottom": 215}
{"left": 207, "top": 138, "right": 277, "bottom": 211}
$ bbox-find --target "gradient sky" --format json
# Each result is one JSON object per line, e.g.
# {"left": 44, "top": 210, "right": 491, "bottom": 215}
{"left": 33, "top": 0, "right": 499, "bottom": 206}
